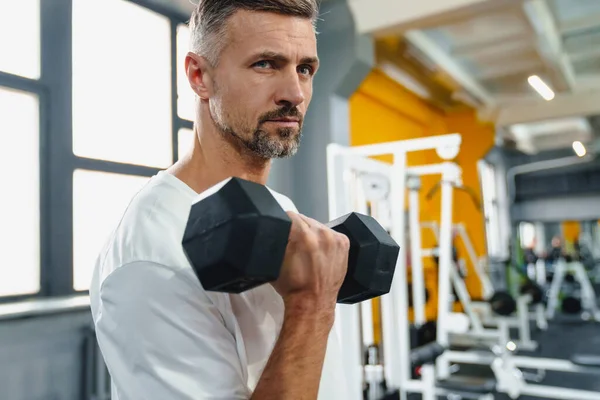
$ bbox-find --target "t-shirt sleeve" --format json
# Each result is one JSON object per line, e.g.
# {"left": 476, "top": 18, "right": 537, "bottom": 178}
{"left": 268, "top": 190, "right": 299, "bottom": 214}
{"left": 95, "top": 261, "right": 250, "bottom": 400}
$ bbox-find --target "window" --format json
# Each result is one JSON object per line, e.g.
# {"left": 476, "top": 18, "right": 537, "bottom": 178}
{"left": 72, "top": 170, "right": 150, "bottom": 291}
{"left": 0, "top": 0, "right": 40, "bottom": 79}
{"left": 478, "top": 160, "right": 501, "bottom": 257}
{"left": 177, "top": 24, "right": 196, "bottom": 122}
{"left": 0, "top": 87, "right": 40, "bottom": 297}
{"left": 72, "top": 0, "right": 172, "bottom": 168}
{"left": 178, "top": 128, "right": 194, "bottom": 159}
{"left": 0, "top": 0, "right": 191, "bottom": 302}
{"left": 519, "top": 222, "right": 535, "bottom": 249}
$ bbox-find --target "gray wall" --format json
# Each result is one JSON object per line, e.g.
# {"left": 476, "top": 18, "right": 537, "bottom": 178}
{"left": 512, "top": 195, "right": 600, "bottom": 223}
{"left": 268, "top": 0, "right": 375, "bottom": 222}
{"left": 486, "top": 145, "right": 600, "bottom": 223}
{"left": 0, "top": 311, "right": 93, "bottom": 400}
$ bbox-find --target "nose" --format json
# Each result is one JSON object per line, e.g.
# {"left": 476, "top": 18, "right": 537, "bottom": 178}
{"left": 274, "top": 70, "right": 306, "bottom": 109}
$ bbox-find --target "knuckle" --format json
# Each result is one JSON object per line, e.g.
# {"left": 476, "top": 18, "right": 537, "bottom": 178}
{"left": 318, "top": 225, "right": 332, "bottom": 238}
{"left": 303, "top": 232, "right": 320, "bottom": 251}
{"left": 337, "top": 233, "right": 350, "bottom": 249}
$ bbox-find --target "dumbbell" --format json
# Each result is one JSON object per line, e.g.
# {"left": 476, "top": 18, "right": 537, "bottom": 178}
{"left": 181, "top": 177, "right": 400, "bottom": 304}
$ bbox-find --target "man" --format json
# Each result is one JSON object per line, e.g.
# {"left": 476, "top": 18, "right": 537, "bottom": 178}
{"left": 89, "top": 1, "right": 351, "bottom": 399}
{"left": 545, "top": 235, "right": 565, "bottom": 263}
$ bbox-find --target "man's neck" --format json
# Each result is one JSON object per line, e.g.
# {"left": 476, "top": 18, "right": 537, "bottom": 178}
{"left": 167, "top": 125, "right": 271, "bottom": 195}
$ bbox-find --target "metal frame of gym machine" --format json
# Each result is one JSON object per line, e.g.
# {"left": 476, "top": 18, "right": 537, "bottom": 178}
{"left": 545, "top": 257, "right": 600, "bottom": 321}
{"left": 400, "top": 153, "right": 600, "bottom": 400}
{"left": 405, "top": 162, "right": 600, "bottom": 400}
{"left": 327, "top": 134, "right": 600, "bottom": 400}
{"left": 422, "top": 220, "right": 546, "bottom": 351}
{"left": 327, "top": 133, "right": 481, "bottom": 400}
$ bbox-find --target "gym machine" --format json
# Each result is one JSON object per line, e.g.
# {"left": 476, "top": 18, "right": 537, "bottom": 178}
{"left": 404, "top": 162, "right": 600, "bottom": 400}
{"left": 427, "top": 214, "right": 600, "bottom": 398}
{"left": 545, "top": 257, "right": 600, "bottom": 321}
{"left": 423, "top": 221, "right": 546, "bottom": 351}
{"left": 328, "top": 134, "right": 600, "bottom": 400}
{"left": 403, "top": 158, "right": 600, "bottom": 400}
{"left": 328, "top": 134, "right": 495, "bottom": 400}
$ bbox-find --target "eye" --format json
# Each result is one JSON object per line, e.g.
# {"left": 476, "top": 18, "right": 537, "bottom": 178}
{"left": 298, "top": 65, "right": 314, "bottom": 76}
{"left": 253, "top": 60, "right": 273, "bottom": 69}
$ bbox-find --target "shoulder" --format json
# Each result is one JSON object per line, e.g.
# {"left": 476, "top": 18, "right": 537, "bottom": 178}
{"left": 267, "top": 188, "right": 298, "bottom": 213}
{"left": 95, "top": 173, "right": 196, "bottom": 283}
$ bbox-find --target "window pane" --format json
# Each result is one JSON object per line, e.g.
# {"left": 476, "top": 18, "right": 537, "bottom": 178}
{"left": 0, "top": 87, "right": 40, "bottom": 296}
{"left": 0, "top": 0, "right": 40, "bottom": 79}
{"left": 177, "top": 24, "right": 196, "bottom": 121}
{"left": 178, "top": 128, "right": 194, "bottom": 159}
{"left": 519, "top": 222, "right": 535, "bottom": 248}
{"left": 73, "top": 170, "right": 149, "bottom": 291}
{"left": 72, "top": 0, "right": 172, "bottom": 168}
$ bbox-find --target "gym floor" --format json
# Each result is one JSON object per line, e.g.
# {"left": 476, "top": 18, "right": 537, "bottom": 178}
{"left": 517, "top": 318, "right": 600, "bottom": 399}
{"left": 442, "top": 317, "right": 600, "bottom": 400}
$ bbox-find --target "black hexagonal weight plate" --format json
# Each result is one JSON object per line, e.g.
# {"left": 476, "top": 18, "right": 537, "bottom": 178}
{"left": 182, "top": 178, "right": 292, "bottom": 293}
{"left": 327, "top": 212, "right": 400, "bottom": 304}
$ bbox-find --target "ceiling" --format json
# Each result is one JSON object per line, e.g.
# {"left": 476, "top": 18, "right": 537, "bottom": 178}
{"left": 415, "top": 0, "right": 600, "bottom": 104}
{"left": 378, "top": 0, "right": 600, "bottom": 155}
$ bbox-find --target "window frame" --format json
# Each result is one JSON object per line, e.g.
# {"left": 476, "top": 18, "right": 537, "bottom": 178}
{"left": 0, "top": 0, "right": 193, "bottom": 303}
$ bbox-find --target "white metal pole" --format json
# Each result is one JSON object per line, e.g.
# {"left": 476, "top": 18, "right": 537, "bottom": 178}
{"left": 382, "top": 151, "right": 408, "bottom": 393}
{"left": 573, "top": 261, "right": 600, "bottom": 317}
{"left": 450, "top": 265, "right": 484, "bottom": 332}
{"left": 436, "top": 168, "right": 456, "bottom": 378}
{"left": 361, "top": 301, "right": 374, "bottom": 348}
{"left": 546, "top": 259, "right": 565, "bottom": 319}
{"left": 333, "top": 134, "right": 461, "bottom": 158}
{"left": 536, "top": 303, "right": 548, "bottom": 330}
{"left": 408, "top": 176, "right": 427, "bottom": 326}
{"left": 517, "top": 295, "right": 534, "bottom": 349}
{"left": 457, "top": 224, "right": 494, "bottom": 299}
{"left": 354, "top": 175, "right": 376, "bottom": 348}
{"left": 420, "top": 365, "right": 436, "bottom": 400}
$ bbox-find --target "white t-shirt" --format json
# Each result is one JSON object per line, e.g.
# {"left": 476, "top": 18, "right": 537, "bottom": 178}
{"left": 89, "top": 171, "right": 349, "bottom": 400}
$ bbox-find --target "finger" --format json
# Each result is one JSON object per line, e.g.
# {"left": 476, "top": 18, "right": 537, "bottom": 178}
{"left": 296, "top": 214, "right": 324, "bottom": 230}
{"left": 286, "top": 211, "right": 311, "bottom": 235}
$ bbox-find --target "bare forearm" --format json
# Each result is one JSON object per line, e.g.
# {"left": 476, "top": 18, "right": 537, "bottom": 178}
{"left": 251, "top": 297, "right": 335, "bottom": 400}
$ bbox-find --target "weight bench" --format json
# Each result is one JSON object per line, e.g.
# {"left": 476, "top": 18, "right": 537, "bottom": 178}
{"left": 437, "top": 375, "right": 496, "bottom": 398}
{"left": 571, "top": 354, "right": 600, "bottom": 367}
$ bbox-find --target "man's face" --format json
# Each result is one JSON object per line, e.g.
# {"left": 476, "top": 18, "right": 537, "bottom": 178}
{"left": 207, "top": 10, "right": 318, "bottom": 159}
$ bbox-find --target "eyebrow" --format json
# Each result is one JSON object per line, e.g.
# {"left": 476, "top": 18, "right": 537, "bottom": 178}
{"left": 252, "top": 51, "right": 319, "bottom": 65}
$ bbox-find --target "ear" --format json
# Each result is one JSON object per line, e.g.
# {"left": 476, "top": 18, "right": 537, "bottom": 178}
{"left": 185, "top": 52, "right": 214, "bottom": 100}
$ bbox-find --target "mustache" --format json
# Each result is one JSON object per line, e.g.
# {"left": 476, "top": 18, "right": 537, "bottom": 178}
{"left": 259, "top": 107, "right": 303, "bottom": 124}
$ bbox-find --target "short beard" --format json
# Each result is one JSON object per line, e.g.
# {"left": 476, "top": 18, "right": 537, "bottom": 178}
{"left": 222, "top": 126, "right": 301, "bottom": 159}
{"left": 211, "top": 104, "right": 303, "bottom": 159}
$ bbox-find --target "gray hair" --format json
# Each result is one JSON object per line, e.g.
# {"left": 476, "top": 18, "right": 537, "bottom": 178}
{"left": 189, "top": 0, "right": 319, "bottom": 66}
